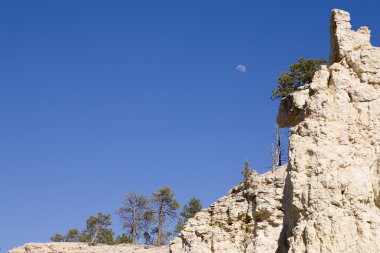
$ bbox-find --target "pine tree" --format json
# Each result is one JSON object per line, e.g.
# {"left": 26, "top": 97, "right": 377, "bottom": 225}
{"left": 152, "top": 187, "right": 179, "bottom": 246}
{"left": 80, "top": 212, "right": 114, "bottom": 245}
{"left": 117, "top": 192, "right": 153, "bottom": 244}
{"left": 241, "top": 160, "right": 251, "bottom": 188}
{"left": 271, "top": 57, "right": 327, "bottom": 100}
{"left": 175, "top": 197, "right": 202, "bottom": 234}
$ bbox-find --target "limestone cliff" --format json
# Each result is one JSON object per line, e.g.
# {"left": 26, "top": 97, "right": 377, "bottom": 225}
{"left": 171, "top": 9, "right": 380, "bottom": 253}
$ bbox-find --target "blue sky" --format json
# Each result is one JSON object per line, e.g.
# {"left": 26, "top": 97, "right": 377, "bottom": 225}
{"left": 1, "top": 1, "right": 380, "bottom": 251}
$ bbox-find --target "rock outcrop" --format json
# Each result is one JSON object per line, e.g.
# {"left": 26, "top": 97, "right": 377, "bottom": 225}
{"left": 171, "top": 9, "right": 380, "bottom": 253}
{"left": 279, "top": 9, "right": 380, "bottom": 253}
{"left": 170, "top": 166, "right": 286, "bottom": 253}
{"left": 8, "top": 243, "right": 169, "bottom": 253}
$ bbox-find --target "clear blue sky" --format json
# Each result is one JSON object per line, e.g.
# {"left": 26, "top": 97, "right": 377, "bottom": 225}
{"left": 1, "top": 1, "right": 379, "bottom": 251}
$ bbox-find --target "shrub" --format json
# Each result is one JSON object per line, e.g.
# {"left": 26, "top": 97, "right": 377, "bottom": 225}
{"left": 271, "top": 57, "right": 327, "bottom": 100}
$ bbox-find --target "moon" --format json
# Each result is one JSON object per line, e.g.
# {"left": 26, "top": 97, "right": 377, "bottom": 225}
{"left": 236, "top": 64, "right": 247, "bottom": 73}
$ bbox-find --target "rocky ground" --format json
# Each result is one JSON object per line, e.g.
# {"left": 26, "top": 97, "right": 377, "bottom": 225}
{"left": 8, "top": 243, "right": 169, "bottom": 253}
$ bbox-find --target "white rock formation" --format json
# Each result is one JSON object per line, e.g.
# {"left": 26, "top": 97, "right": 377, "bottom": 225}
{"left": 171, "top": 9, "right": 380, "bottom": 253}
{"left": 8, "top": 242, "right": 169, "bottom": 253}
{"left": 170, "top": 166, "right": 287, "bottom": 253}
{"left": 279, "top": 9, "right": 380, "bottom": 253}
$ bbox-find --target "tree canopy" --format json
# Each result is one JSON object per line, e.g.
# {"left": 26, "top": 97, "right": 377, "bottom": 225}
{"left": 80, "top": 212, "right": 114, "bottom": 245}
{"left": 49, "top": 187, "right": 202, "bottom": 247}
{"left": 50, "top": 229, "right": 80, "bottom": 242}
{"left": 116, "top": 192, "right": 154, "bottom": 244}
{"left": 114, "top": 233, "right": 133, "bottom": 244}
{"left": 271, "top": 57, "right": 327, "bottom": 100}
{"left": 175, "top": 197, "right": 202, "bottom": 234}
{"left": 241, "top": 160, "right": 251, "bottom": 188}
{"left": 152, "top": 187, "right": 180, "bottom": 246}
{"left": 50, "top": 233, "right": 65, "bottom": 242}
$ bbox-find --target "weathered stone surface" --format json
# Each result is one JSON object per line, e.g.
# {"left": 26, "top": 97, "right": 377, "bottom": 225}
{"left": 170, "top": 166, "right": 286, "bottom": 253}
{"left": 8, "top": 242, "right": 169, "bottom": 253}
{"left": 279, "top": 9, "right": 380, "bottom": 253}
{"left": 277, "top": 88, "right": 309, "bottom": 128}
{"left": 171, "top": 9, "right": 380, "bottom": 253}
{"left": 329, "top": 9, "right": 371, "bottom": 64}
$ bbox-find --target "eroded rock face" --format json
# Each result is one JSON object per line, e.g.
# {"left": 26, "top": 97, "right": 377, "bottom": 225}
{"left": 279, "top": 9, "right": 380, "bottom": 253}
{"left": 8, "top": 242, "right": 169, "bottom": 253}
{"left": 171, "top": 9, "right": 380, "bottom": 253}
{"left": 170, "top": 166, "right": 286, "bottom": 253}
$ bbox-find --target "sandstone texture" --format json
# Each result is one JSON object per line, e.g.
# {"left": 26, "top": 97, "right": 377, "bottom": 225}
{"left": 171, "top": 9, "right": 380, "bottom": 253}
{"left": 170, "top": 166, "right": 286, "bottom": 253}
{"left": 279, "top": 9, "right": 380, "bottom": 253}
{"left": 8, "top": 243, "right": 169, "bottom": 253}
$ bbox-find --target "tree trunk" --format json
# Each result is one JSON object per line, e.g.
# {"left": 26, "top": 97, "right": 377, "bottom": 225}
{"left": 156, "top": 202, "right": 163, "bottom": 246}
{"left": 90, "top": 227, "right": 99, "bottom": 246}
{"left": 132, "top": 208, "right": 137, "bottom": 244}
{"left": 272, "top": 125, "right": 282, "bottom": 171}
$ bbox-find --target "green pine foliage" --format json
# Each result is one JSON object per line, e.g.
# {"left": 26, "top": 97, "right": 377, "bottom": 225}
{"left": 241, "top": 160, "right": 251, "bottom": 188}
{"left": 81, "top": 213, "right": 114, "bottom": 245}
{"left": 271, "top": 57, "right": 328, "bottom": 100}
{"left": 175, "top": 197, "right": 202, "bottom": 234}
{"left": 50, "top": 229, "right": 80, "bottom": 242}
{"left": 50, "top": 233, "right": 66, "bottom": 242}
{"left": 114, "top": 233, "right": 133, "bottom": 244}
{"left": 65, "top": 229, "right": 80, "bottom": 242}
{"left": 49, "top": 187, "right": 202, "bottom": 247}
{"left": 152, "top": 187, "right": 180, "bottom": 246}
{"left": 180, "top": 198, "right": 202, "bottom": 220}
{"left": 174, "top": 219, "right": 185, "bottom": 234}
